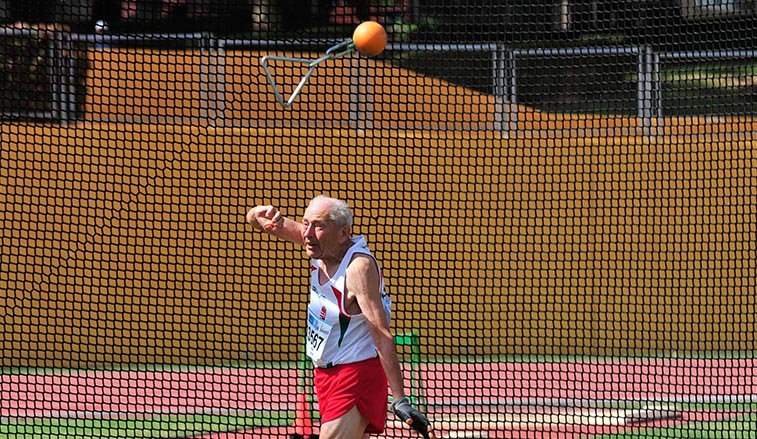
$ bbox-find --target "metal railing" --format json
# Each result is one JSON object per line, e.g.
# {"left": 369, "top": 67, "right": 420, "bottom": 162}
{"left": 2, "top": 28, "right": 755, "bottom": 139}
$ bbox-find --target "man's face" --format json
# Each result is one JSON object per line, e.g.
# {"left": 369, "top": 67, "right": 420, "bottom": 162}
{"left": 301, "top": 201, "right": 348, "bottom": 261}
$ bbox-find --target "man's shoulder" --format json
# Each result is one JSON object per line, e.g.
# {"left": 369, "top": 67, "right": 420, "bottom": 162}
{"left": 351, "top": 235, "right": 369, "bottom": 249}
{"left": 348, "top": 251, "right": 376, "bottom": 266}
{"left": 346, "top": 249, "right": 380, "bottom": 275}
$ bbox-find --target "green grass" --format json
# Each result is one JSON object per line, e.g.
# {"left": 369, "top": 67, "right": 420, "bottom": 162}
{"left": 660, "top": 63, "right": 757, "bottom": 87}
{"left": 0, "top": 412, "right": 293, "bottom": 439}
{"left": 594, "top": 411, "right": 757, "bottom": 439}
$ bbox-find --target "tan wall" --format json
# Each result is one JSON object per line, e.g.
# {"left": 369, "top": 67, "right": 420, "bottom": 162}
{"left": 1, "top": 49, "right": 755, "bottom": 368}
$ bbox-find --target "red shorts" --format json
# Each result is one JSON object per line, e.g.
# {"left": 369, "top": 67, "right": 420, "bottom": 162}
{"left": 314, "top": 357, "right": 388, "bottom": 434}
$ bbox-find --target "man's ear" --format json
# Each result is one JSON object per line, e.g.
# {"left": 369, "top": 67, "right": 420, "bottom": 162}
{"left": 339, "top": 225, "right": 351, "bottom": 243}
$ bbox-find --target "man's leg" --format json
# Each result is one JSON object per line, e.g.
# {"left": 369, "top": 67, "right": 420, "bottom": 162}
{"left": 318, "top": 405, "right": 371, "bottom": 439}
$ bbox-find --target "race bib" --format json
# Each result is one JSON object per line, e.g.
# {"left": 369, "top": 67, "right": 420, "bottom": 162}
{"left": 306, "top": 308, "right": 333, "bottom": 364}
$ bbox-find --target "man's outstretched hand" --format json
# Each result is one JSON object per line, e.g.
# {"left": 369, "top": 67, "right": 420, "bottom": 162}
{"left": 391, "top": 397, "right": 435, "bottom": 439}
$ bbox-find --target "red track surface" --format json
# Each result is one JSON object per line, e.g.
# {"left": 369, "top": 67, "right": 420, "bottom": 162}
{"left": 2, "top": 358, "right": 755, "bottom": 438}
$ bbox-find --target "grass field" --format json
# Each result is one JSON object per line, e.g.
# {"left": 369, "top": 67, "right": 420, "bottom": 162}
{"left": 597, "top": 412, "right": 757, "bottom": 439}
{"left": 0, "top": 412, "right": 292, "bottom": 439}
{"left": 3, "top": 407, "right": 756, "bottom": 439}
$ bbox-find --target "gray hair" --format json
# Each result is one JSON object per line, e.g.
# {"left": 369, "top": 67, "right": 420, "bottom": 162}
{"left": 309, "top": 195, "right": 353, "bottom": 227}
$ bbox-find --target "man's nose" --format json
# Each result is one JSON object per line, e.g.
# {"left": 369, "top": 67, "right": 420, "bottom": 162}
{"left": 304, "top": 223, "right": 315, "bottom": 236}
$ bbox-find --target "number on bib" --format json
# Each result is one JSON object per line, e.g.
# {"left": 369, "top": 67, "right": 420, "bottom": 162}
{"left": 306, "top": 308, "right": 333, "bottom": 362}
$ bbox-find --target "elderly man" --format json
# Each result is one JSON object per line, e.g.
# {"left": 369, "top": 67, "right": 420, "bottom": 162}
{"left": 247, "top": 195, "right": 434, "bottom": 439}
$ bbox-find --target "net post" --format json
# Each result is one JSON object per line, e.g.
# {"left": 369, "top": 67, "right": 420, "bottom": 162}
{"left": 215, "top": 39, "right": 228, "bottom": 127}
{"left": 638, "top": 45, "right": 656, "bottom": 140}
{"left": 395, "top": 330, "right": 425, "bottom": 410}
{"left": 507, "top": 49, "right": 519, "bottom": 134}
{"left": 493, "top": 44, "right": 509, "bottom": 137}
{"left": 349, "top": 53, "right": 361, "bottom": 130}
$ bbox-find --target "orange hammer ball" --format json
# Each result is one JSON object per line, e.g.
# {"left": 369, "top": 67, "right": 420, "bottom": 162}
{"left": 352, "top": 21, "right": 387, "bottom": 57}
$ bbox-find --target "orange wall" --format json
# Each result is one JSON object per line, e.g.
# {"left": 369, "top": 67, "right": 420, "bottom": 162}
{"left": 0, "top": 48, "right": 755, "bottom": 368}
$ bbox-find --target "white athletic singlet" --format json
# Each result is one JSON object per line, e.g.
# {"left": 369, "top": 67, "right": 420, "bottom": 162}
{"left": 306, "top": 236, "right": 392, "bottom": 368}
